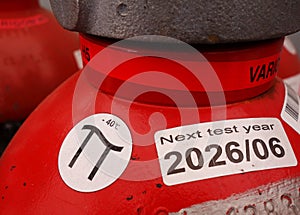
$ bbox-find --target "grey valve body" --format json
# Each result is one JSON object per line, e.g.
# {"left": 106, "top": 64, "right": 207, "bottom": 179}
{"left": 49, "top": 0, "right": 300, "bottom": 43}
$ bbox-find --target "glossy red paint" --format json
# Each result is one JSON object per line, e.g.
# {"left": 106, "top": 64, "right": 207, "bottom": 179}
{"left": 278, "top": 38, "right": 300, "bottom": 79}
{"left": 80, "top": 35, "right": 283, "bottom": 105}
{"left": 0, "top": 0, "right": 79, "bottom": 122}
{"left": 0, "top": 36, "right": 299, "bottom": 214}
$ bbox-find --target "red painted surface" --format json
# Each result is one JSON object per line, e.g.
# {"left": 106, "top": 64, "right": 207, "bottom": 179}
{"left": 278, "top": 38, "right": 300, "bottom": 79}
{"left": 80, "top": 35, "right": 283, "bottom": 105}
{"left": 1, "top": 36, "right": 300, "bottom": 214}
{"left": 0, "top": 0, "right": 79, "bottom": 122}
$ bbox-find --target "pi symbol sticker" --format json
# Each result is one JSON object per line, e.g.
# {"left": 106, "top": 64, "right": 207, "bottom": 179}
{"left": 58, "top": 113, "right": 132, "bottom": 192}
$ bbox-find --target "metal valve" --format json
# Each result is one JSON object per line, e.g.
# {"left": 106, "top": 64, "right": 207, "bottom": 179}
{"left": 50, "top": 0, "right": 300, "bottom": 43}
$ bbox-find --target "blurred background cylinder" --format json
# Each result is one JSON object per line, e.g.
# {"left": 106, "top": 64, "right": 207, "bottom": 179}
{"left": 0, "top": 0, "right": 80, "bottom": 154}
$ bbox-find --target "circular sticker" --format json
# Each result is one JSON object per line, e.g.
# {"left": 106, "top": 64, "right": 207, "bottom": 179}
{"left": 58, "top": 113, "right": 132, "bottom": 192}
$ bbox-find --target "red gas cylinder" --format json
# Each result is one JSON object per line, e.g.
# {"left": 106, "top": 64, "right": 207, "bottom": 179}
{"left": 279, "top": 37, "right": 300, "bottom": 93}
{"left": 1, "top": 34, "right": 300, "bottom": 214}
{"left": 0, "top": 0, "right": 79, "bottom": 154}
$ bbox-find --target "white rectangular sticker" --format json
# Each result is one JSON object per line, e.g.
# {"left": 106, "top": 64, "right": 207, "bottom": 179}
{"left": 284, "top": 73, "right": 300, "bottom": 94}
{"left": 73, "top": 49, "right": 83, "bottom": 70}
{"left": 281, "top": 84, "right": 300, "bottom": 134}
{"left": 154, "top": 118, "right": 297, "bottom": 186}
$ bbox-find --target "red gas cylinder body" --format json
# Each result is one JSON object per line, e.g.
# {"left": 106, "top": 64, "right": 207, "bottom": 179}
{"left": 0, "top": 0, "right": 79, "bottom": 154}
{"left": 1, "top": 35, "right": 300, "bottom": 214}
{"left": 0, "top": 0, "right": 79, "bottom": 122}
{"left": 279, "top": 38, "right": 300, "bottom": 93}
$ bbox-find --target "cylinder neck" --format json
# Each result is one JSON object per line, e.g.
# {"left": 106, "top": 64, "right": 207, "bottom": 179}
{"left": 80, "top": 34, "right": 284, "bottom": 107}
{"left": 0, "top": 0, "right": 39, "bottom": 11}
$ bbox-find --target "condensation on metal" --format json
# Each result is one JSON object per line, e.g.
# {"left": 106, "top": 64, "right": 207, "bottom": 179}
{"left": 49, "top": 0, "right": 300, "bottom": 43}
{"left": 171, "top": 177, "right": 300, "bottom": 214}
